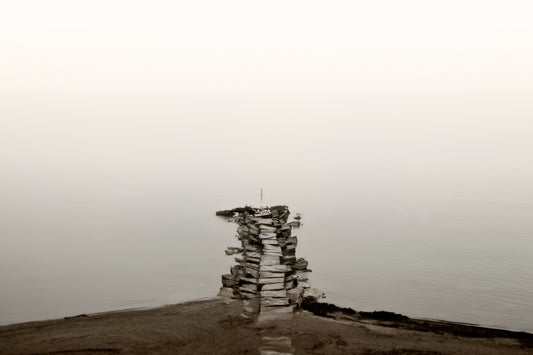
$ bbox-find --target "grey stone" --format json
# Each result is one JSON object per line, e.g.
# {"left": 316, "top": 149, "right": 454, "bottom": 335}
{"left": 258, "top": 277, "right": 285, "bottom": 284}
{"left": 263, "top": 245, "right": 282, "bottom": 252}
{"left": 261, "top": 265, "right": 291, "bottom": 272}
{"left": 293, "top": 258, "right": 308, "bottom": 270}
{"left": 263, "top": 251, "right": 283, "bottom": 257}
{"left": 286, "top": 287, "right": 304, "bottom": 307}
{"left": 217, "top": 287, "right": 234, "bottom": 298}
{"left": 241, "top": 283, "right": 258, "bottom": 293}
{"left": 240, "top": 290, "right": 258, "bottom": 299}
{"left": 240, "top": 277, "right": 258, "bottom": 284}
{"left": 262, "top": 283, "right": 285, "bottom": 291}
{"left": 216, "top": 210, "right": 234, "bottom": 217}
{"left": 260, "top": 290, "right": 287, "bottom": 298}
{"left": 254, "top": 218, "right": 274, "bottom": 225}
{"left": 260, "top": 256, "right": 281, "bottom": 266}
{"left": 260, "top": 297, "right": 289, "bottom": 307}
{"left": 259, "top": 232, "right": 277, "bottom": 239}
{"left": 260, "top": 271, "right": 286, "bottom": 278}
{"left": 245, "top": 267, "right": 259, "bottom": 278}
{"left": 245, "top": 256, "right": 261, "bottom": 264}
{"left": 221, "top": 274, "right": 234, "bottom": 287}
{"left": 260, "top": 225, "right": 277, "bottom": 232}
{"left": 245, "top": 263, "right": 259, "bottom": 271}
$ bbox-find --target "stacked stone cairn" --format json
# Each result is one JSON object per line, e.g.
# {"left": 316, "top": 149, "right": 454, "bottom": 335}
{"left": 216, "top": 206, "right": 312, "bottom": 321}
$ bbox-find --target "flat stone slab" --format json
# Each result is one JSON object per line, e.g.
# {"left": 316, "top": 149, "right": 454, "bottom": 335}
{"left": 263, "top": 245, "right": 282, "bottom": 252}
{"left": 245, "top": 263, "right": 259, "bottom": 271}
{"left": 260, "top": 297, "right": 290, "bottom": 307}
{"left": 244, "top": 246, "right": 261, "bottom": 253}
{"left": 262, "top": 283, "right": 285, "bottom": 291}
{"left": 260, "top": 226, "right": 277, "bottom": 232}
{"left": 258, "top": 278, "right": 285, "bottom": 284}
{"left": 245, "top": 268, "right": 259, "bottom": 278}
{"left": 219, "top": 205, "right": 313, "bottom": 318}
{"left": 259, "top": 271, "right": 286, "bottom": 278}
{"left": 216, "top": 210, "right": 234, "bottom": 216}
{"left": 258, "top": 305, "right": 295, "bottom": 324}
{"left": 260, "top": 290, "right": 287, "bottom": 298}
{"left": 260, "top": 265, "right": 291, "bottom": 272}
{"left": 261, "top": 239, "right": 280, "bottom": 245}
{"left": 240, "top": 290, "right": 258, "bottom": 299}
{"left": 245, "top": 256, "right": 261, "bottom": 264}
{"left": 240, "top": 277, "right": 258, "bottom": 284}
{"left": 263, "top": 251, "right": 283, "bottom": 257}
{"left": 254, "top": 211, "right": 272, "bottom": 217}
{"left": 241, "top": 283, "right": 258, "bottom": 293}
{"left": 253, "top": 218, "right": 274, "bottom": 225}
{"left": 260, "top": 256, "right": 281, "bottom": 266}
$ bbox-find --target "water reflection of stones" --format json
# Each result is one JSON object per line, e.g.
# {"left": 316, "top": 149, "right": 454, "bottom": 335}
{"left": 216, "top": 206, "right": 314, "bottom": 321}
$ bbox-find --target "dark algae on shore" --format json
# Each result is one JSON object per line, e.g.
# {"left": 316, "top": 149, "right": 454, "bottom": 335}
{"left": 301, "top": 299, "right": 533, "bottom": 349}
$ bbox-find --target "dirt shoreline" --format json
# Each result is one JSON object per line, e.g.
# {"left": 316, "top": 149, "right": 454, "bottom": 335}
{"left": 1, "top": 298, "right": 531, "bottom": 354}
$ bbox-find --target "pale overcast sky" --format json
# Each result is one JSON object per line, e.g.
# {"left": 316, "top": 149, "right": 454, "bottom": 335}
{"left": 1, "top": 0, "right": 532, "bottom": 93}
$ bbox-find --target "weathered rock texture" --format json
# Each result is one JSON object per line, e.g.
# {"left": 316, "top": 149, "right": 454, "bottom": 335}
{"left": 216, "top": 206, "right": 312, "bottom": 320}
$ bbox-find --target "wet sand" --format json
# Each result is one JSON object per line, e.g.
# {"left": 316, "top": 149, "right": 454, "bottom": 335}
{"left": 0, "top": 298, "right": 531, "bottom": 354}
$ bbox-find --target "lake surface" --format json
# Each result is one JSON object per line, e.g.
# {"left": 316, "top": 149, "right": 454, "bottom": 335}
{"left": 1, "top": 92, "right": 532, "bottom": 332}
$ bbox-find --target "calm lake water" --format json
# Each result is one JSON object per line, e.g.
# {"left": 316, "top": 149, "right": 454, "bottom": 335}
{"left": 1, "top": 92, "right": 532, "bottom": 332}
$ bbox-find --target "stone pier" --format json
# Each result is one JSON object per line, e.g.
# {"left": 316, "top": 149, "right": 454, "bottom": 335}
{"left": 216, "top": 205, "right": 314, "bottom": 322}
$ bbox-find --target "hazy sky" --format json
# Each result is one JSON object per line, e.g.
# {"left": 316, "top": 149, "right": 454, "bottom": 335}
{"left": 1, "top": 0, "right": 532, "bottom": 93}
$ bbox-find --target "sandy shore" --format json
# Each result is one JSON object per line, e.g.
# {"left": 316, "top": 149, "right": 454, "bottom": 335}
{"left": 0, "top": 298, "right": 531, "bottom": 354}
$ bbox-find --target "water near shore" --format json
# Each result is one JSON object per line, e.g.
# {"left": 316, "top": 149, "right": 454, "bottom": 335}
{"left": 1, "top": 92, "right": 532, "bottom": 332}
